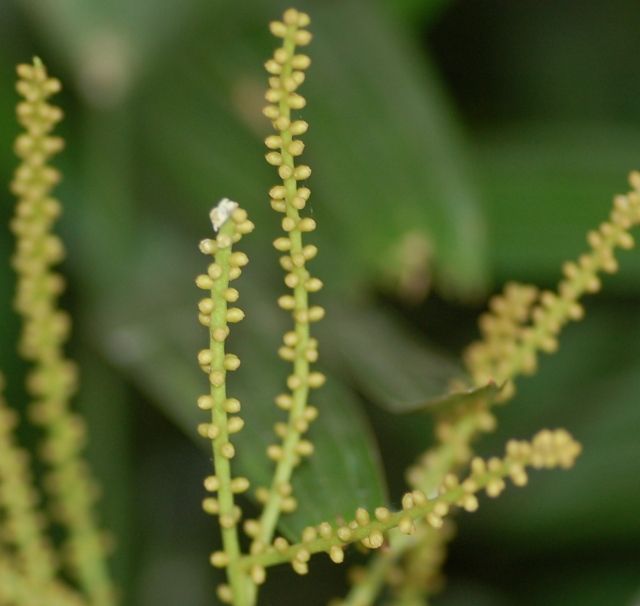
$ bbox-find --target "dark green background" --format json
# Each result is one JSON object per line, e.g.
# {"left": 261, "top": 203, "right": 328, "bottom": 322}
{"left": 1, "top": 1, "right": 639, "bottom": 604}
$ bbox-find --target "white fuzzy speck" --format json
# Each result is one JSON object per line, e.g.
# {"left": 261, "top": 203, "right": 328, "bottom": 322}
{"left": 209, "top": 198, "right": 239, "bottom": 232}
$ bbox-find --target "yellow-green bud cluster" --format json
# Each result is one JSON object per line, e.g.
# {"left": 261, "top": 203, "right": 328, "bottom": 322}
{"left": 196, "top": 201, "right": 255, "bottom": 603}
{"left": 385, "top": 173, "right": 640, "bottom": 606}
{"left": 0, "top": 375, "right": 56, "bottom": 586}
{"left": 9, "top": 59, "right": 114, "bottom": 606}
{"left": 385, "top": 176, "right": 640, "bottom": 606}
{"left": 234, "top": 430, "right": 580, "bottom": 575}
{"left": 464, "top": 282, "right": 539, "bottom": 399}
{"left": 10, "top": 60, "right": 75, "bottom": 417}
{"left": 0, "top": 552, "right": 86, "bottom": 606}
{"left": 381, "top": 520, "right": 454, "bottom": 605}
{"left": 405, "top": 411, "right": 490, "bottom": 492}
{"left": 251, "top": 7, "right": 323, "bottom": 560}
{"left": 466, "top": 172, "right": 640, "bottom": 398}
{"left": 10, "top": 60, "right": 66, "bottom": 362}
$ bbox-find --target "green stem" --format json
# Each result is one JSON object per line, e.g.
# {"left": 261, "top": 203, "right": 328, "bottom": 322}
{"left": 339, "top": 408, "right": 484, "bottom": 606}
{"left": 238, "top": 430, "right": 579, "bottom": 572}
{"left": 256, "top": 31, "right": 311, "bottom": 550}
{"left": 207, "top": 220, "right": 249, "bottom": 605}
{"left": 11, "top": 58, "right": 114, "bottom": 606}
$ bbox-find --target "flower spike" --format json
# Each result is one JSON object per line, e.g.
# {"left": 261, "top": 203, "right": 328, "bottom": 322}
{"left": 10, "top": 58, "right": 113, "bottom": 606}
{"left": 467, "top": 172, "right": 640, "bottom": 394}
{"left": 235, "top": 430, "right": 581, "bottom": 573}
{"left": 253, "top": 7, "right": 321, "bottom": 559}
{"left": 197, "top": 199, "right": 254, "bottom": 605}
{"left": 0, "top": 374, "right": 56, "bottom": 586}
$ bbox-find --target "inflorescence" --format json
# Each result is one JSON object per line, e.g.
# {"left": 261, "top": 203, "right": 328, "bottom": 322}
{"left": 189, "top": 9, "right": 640, "bottom": 606}
{"left": 2, "top": 11, "right": 634, "bottom": 606}
{"left": 232, "top": 429, "right": 581, "bottom": 575}
{"left": 346, "top": 171, "right": 640, "bottom": 606}
{"left": 466, "top": 172, "right": 640, "bottom": 393}
{"left": 0, "top": 374, "right": 56, "bottom": 587}
{"left": 194, "top": 10, "right": 322, "bottom": 604}
{"left": 254, "top": 7, "right": 322, "bottom": 556}
{"left": 196, "top": 199, "right": 255, "bottom": 605}
{"left": 8, "top": 58, "right": 113, "bottom": 606}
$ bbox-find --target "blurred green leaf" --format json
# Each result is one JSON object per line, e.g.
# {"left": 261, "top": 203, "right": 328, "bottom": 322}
{"left": 324, "top": 303, "right": 464, "bottom": 412}
{"left": 100, "top": 308, "right": 387, "bottom": 540}
{"left": 432, "top": 580, "right": 512, "bottom": 606}
{"left": 18, "top": 0, "right": 204, "bottom": 105}
{"left": 479, "top": 123, "right": 640, "bottom": 290}
{"left": 385, "top": 0, "right": 450, "bottom": 25}
{"left": 522, "top": 562, "right": 640, "bottom": 606}
{"left": 435, "top": 560, "right": 640, "bottom": 606}
{"left": 424, "top": 380, "right": 501, "bottom": 415}
{"left": 142, "top": 0, "right": 488, "bottom": 299}
{"left": 73, "top": 354, "right": 134, "bottom": 595}
{"left": 134, "top": 433, "right": 222, "bottom": 605}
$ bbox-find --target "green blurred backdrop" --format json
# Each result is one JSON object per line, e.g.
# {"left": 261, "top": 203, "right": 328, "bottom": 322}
{"left": 1, "top": 0, "right": 639, "bottom": 604}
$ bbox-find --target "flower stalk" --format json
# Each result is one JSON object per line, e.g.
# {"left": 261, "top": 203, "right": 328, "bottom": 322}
{"left": 339, "top": 172, "right": 640, "bottom": 606}
{"left": 466, "top": 172, "right": 640, "bottom": 391}
{"left": 401, "top": 174, "right": 640, "bottom": 604}
{"left": 196, "top": 200, "right": 255, "bottom": 605}
{"left": 185, "top": 10, "right": 638, "bottom": 606}
{"left": 235, "top": 429, "right": 580, "bottom": 573}
{"left": 252, "top": 8, "right": 322, "bottom": 554}
{"left": 10, "top": 58, "right": 113, "bottom": 606}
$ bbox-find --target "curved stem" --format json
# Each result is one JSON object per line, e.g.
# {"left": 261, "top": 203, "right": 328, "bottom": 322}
{"left": 237, "top": 429, "right": 580, "bottom": 572}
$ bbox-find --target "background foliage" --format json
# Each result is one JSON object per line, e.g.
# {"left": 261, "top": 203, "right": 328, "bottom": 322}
{"left": 1, "top": 0, "right": 639, "bottom": 604}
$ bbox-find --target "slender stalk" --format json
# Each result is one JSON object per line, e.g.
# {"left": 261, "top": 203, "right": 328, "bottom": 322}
{"left": 196, "top": 203, "right": 254, "bottom": 605}
{"left": 10, "top": 58, "right": 113, "bottom": 606}
{"left": 468, "top": 173, "right": 640, "bottom": 390}
{"left": 237, "top": 429, "right": 580, "bottom": 572}
{"left": 254, "top": 8, "right": 320, "bottom": 551}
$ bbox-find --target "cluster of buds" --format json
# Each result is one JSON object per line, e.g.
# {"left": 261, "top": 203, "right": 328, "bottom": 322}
{"left": 193, "top": 10, "right": 616, "bottom": 606}
{"left": 250, "top": 7, "right": 323, "bottom": 556}
{"left": 466, "top": 172, "right": 640, "bottom": 400}
{"left": 385, "top": 521, "right": 454, "bottom": 604}
{"left": 9, "top": 59, "right": 75, "bottom": 419}
{"left": 0, "top": 374, "right": 56, "bottom": 586}
{"left": 9, "top": 59, "right": 114, "bottom": 606}
{"left": 195, "top": 11, "right": 320, "bottom": 602}
{"left": 464, "top": 282, "right": 539, "bottom": 399}
{"left": 232, "top": 429, "right": 580, "bottom": 578}
{"left": 196, "top": 200, "right": 254, "bottom": 569}
{"left": 379, "top": 174, "right": 640, "bottom": 606}
{"left": 0, "top": 551, "right": 85, "bottom": 606}
{"left": 10, "top": 59, "right": 65, "bottom": 360}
